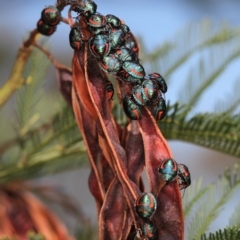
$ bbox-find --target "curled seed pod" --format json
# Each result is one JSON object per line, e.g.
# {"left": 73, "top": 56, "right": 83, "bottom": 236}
{"left": 153, "top": 97, "right": 166, "bottom": 121}
{"left": 148, "top": 72, "right": 168, "bottom": 94}
{"left": 41, "top": 6, "right": 61, "bottom": 26}
{"left": 89, "top": 34, "right": 111, "bottom": 58}
{"left": 105, "top": 81, "right": 114, "bottom": 101}
{"left": 99, "top": 54, "right": 122, "bottom": 73}
{"left": 123, "top": 61, "right": 145, "bottom": 79}
{"left": 178, "top": 164, "right": 191, "bottom": 190}
{"left": 105, "top": 14, "right": 121, "bottom": 28}
{"left": 123, "top": 95, "right": 142, "bottom": 120}
{"left": 69, "top": 27, "right": 82, "bottom": 50}
{"left": 158, "top": 158, "right": 178, "bottom": 183}
{"left": 135, "top": 193, "right": 157, "bottom": 220}
{"left": 37, "top": 19, "right": 56, "bottom": 36}
{"left": 142, "top": 221, "right": 157, "bottom": 240}
{"left": 88, "top": 13, "right": 106, "bottom": 28}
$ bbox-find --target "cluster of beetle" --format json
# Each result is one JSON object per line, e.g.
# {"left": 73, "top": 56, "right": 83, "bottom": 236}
{"left": 134, "top": 159, "right": 191, "bottom": 239}
{"left": 36, "top": 1, "right": 191, "bottom": 239}
{"left": 37, "top": 0, "right": 167, "bottom": 121}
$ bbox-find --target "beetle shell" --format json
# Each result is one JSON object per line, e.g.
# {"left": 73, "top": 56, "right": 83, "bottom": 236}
{"left": 72, "top": 0, "right": 97, "bottom": 17}
{"left": 41, "top": 6, "right": 61, "bottom": 26}
{"left": 117, "top": 70, "right": 141, "bottom": 84}
{"left": 158, "top": 158, "right": 178, "bottom": 183}
{"left": 88, "top": 13, "right": 106, "bottom": 28}
{"left": 132, "top": 85, "right": 148, "bottom": 106}
{"left": 142, "top": 221, "right": 157, "bottom": 240}
{"left": 142, "top": 80, "right": 160, "bottom": 104}
{"left": 99, "top": 54, "right": 122, "bottom": 73}
{"left": 106, "top": 81, "right": 114, "bottom": 101}
{"left": 121, "top": 24, "right": 131, "bottom": 33}
{"left": 69, "top": 27, "right": 82, "bottom": 50}
{"left": 89, "top": 34, "right": 111, "bottom": 58}
{"left": 153, "top": 97, "right": 166, "bottom": 121}
{"left": 109, "top": 28, "right": 127, "bottom": 48}
{"left": 37, "top": 19, "right": 56, "bottom": 36}
{"left": 114, "top": 47, "right": 133, "bottom": 61}
{"left": 123, "top": 96, "right": 142, "bottom": 120}
{"left": 135, "top": 193, "right": 157, "bottom": 220}
{"left": 123, "top": 61, "right": 145, "bottom": 79}
{"left": 105, "top": 14, "right": 121, "bottom": 28}
{"left": 178, "top": 164, "right": 191, "bottom": 190}
{"left": 148, "top": 72, "right": 168, "bottom": 94}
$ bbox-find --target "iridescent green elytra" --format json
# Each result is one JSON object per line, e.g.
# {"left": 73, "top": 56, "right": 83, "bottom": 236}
{"left": 37, "top": 19, "right": 56, "bottom": 36}
{"left": 122, "top": 96, "right": 142, "bottom": 120}
{"left": 135, "top": 193, "right": 157, "bottom": 220}
{"left": 89, "top": 34, "right": 111, "bottom": 58}
{"left": 41, "top": 6, "right": 61, "bottom": 26}
{"left": 99, "top": 54, "right": 122, "bottom": 73}
{"left": 122, "top": 61, "right": 145, "bottom": 79}
{"left": 142, "top": 221, "right": 157, "bottom": 240}
{"left": 158, "top": 158, "right": 178, "bottom": 183}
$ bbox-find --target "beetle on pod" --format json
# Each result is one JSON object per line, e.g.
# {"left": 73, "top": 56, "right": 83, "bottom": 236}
{"left": 141, "top": 221, "right": 157, "bottom": 240}
{"left": 123, "top": 95, "right": 142, "bottom": 120}
{"left": 152, "top": 97, "right": 167, "bottom": 121}
{"left": 122, "top": 61, "right": 145, "bottom": 80}
{"left": 135, "top": 192, "right": 157, "bottom": 220}
{"left": 177, "top": 163, "right": 191, "bottom": 190}
{"left": 105, "top": 80, "right": 114, "bottom": 101}
{"left": 41, "top": 5, "right": 61, "bottom": 26}
{"left": 37, "top": 19, "right": 56, "bottom": 36}
{"left": 105, "top": 14, "right": 121, "bottom": 28}
{"left": 69, "top": 27, "right": 82, "bottom": 50}
{"left": 99, "top": 54, "right": 122, "bottom": 74}
{"left": 89, "top": 34, "right": 111, "bottom": 58}
{"left": 71, "top": 0, "right": 97, "bottom": 17}
{"left": 158, "top": 158, "right": 178, "bottom": 183}
{"left": 148, "top": 72, "right": 168, "bottom": 94}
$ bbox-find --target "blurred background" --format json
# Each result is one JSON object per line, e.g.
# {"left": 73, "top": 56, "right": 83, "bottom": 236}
{"left": 1, "top": 0, "right": 240, "bottom": 239}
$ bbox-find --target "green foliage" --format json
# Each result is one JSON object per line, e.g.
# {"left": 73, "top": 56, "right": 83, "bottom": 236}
{"left": 185, "top": 164, "right": 240, "bottom": 240}
{"left": 200, "top": 227, "right": 240, "bottom": 240}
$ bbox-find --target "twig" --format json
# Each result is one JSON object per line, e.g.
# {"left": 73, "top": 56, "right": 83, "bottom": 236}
{"left": 0, "top": 29, "right": 40, "bottom": 107}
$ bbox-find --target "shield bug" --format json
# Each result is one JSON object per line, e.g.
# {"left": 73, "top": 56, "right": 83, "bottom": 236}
{"left": 142, "top": 221, "right": 157, "bottom": 240}
{"left": 114, "top": 47, "right": 134, "bottom": 62}
{"left": 88, "top": 13, "right": 106, "bottom": 28}
{"left": 121, "top": 24, "right": 131, "bottom": 33}
{"left": 37, "top": 19, "right": 56, "bottom": 36}
{"left": 117, "top": 70, "right": 141, "bottom": 84}
{"left": 105, "top": 14, "right": 121, "bottom": 28}
{"left": 109, "top": 28, "right": 127, "bottom": 49}
{"left": 99, "top": 54, "right": 122, "bottom": 73}
{"left": 72, "top": 0, "right": 97, "bottom": 17}
{"left": 177, "top": 164, "right": 191, "bottom": 190}
{"left": 89, "top": 34, "right": 111, "bottom": 58}
{"left": 148, "top": 72, "right": 168, "bottom": 94}
{"left": 41, "top": 6, "right": 61, "bottom": 26}
{"left": 123, "top": 61, "right": 145, "bottom": 79}
{"left": 132, "top": 84, "right": 148, "bottom": 106}
{"left": 152, "top": 97, "right": 166, "bottom": 121}
{"left": 123, "top": 96, "right": 142, "bottom": 120}
{"left": 105, "top": 81, "right": 114, "bottom": 101}
{"left": 135, "top": 193, "right": 157, "bottom": 220}
{"left": 142, "top": 79, "right": 160, "bottom": 105}
{"left": 158, "top": 158, "right": 178, "bottom": 183}
{"left": 69, "top": 27, "right": 82, "bottom": 50}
